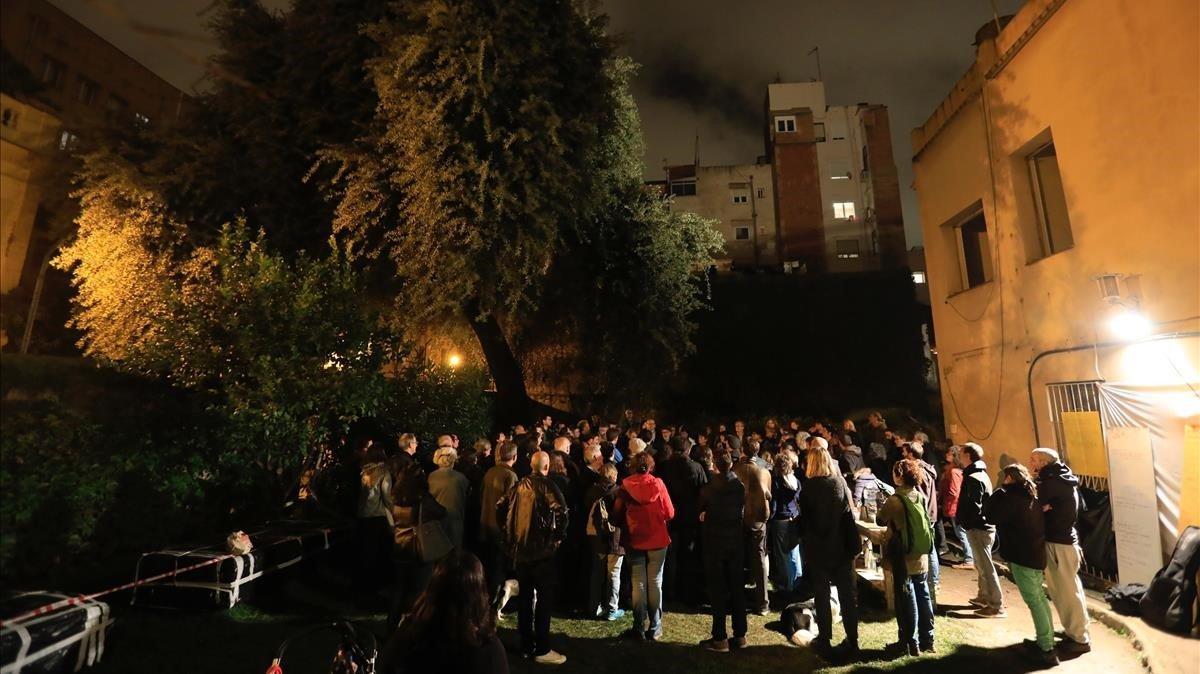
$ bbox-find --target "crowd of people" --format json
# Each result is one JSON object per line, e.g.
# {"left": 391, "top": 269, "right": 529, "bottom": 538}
{"left": 350, "top": 412, "right": 1095, "bottom": 672}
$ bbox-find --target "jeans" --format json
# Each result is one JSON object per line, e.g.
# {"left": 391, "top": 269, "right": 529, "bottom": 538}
{"left": 1045, "top": 542, "right": 1091, "bottom": 643}
{"left": 629, "top": 547, "right": 667, "bottom": 637}
{"left": 927, "top": 526, "right": 940, "bottom": 587}
{"left": 767, "top": 519, "right": 802, "bottom": 592}
{"left": 966, "top": 528, "right": 1003, "bottom": 609}
{"left": 808, "top": 563, "right": 859, "bottom": 646}
{"left": 744, "top": 524, "right": 769, "bottom": 611}
{"left": 704, "top": 548, "right": 747, "bottom": 640}
{"left": 516, "top": 556, "right": 558, "bottom": 656}
{"left": 481, "top": 539, "right": 509, "bottom": 606}
{"left": 1011, "top": 562, "right": 1055, "bottom": 651}
{"left": 895, "top": 571, "right": 935, "bottom": 648}
{"left": 589, "top": 552, "right": 624, "bottom": 616}
{"left": 665, "top": 524, "right": 700, "bottom": 604}
{"left": 951, "top": 518, "right": 973, "bottom": 562}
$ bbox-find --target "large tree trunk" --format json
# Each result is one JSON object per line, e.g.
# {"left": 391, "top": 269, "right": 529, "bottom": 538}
{"left": 465, "top": 300, "right": 530, "bottom": 428}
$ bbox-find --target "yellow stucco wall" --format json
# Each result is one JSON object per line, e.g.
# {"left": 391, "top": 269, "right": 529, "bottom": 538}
{"left": 912, "top": 0, "right": 1200, "bottom": 458}
{"left": 1, "top": 94, "right": 60, "bottom": 295}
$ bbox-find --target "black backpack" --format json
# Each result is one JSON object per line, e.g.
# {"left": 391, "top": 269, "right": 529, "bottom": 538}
{"left": 1139, "top": 525, "right": 1200, "bottom": 634}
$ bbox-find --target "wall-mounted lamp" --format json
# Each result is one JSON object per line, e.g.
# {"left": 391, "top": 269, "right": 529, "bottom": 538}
{"left": 1094, "top": 273, "right": 1152, "bottom": 340}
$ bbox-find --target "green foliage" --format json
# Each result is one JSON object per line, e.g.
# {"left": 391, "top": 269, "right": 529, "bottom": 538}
{"left": 381, "top": 362, "right": 493, "bottom": 444}
{"left": 326, "top": 0, "right": 619, "bottom": 322}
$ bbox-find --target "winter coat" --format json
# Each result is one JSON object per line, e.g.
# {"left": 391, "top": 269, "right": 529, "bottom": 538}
{"left": 699, "top": 470, "right": 745, "bottom": 555}
{"left": 732, "top": 459, "right": 773, "bottom": 527}
{"left": 938, "top": 464, "right": 963, "bottom": 519}
{"left": 392, "top": 493, "right": 447, "bottom": 563}
{"left": 959, "top": 461, "right": 995, "bottom": 531}
{"left": 583, "top": 479, "right": 624, "bottom": 555}
{"left": 915, "top": 460, "right": 939, "bottom": 523}
{"left": 879, "top": 486, "right": 930, "bottom": 575}
{"left": 771, "top": 472, "right": 801, "bottom": 521}
{"left": 837, "top": 445, "right": 865, "bottom": 480}
{"left": 614, "top": 472, "right": 675, "bottom": 551}
{"left": 479, "top": 464, "right": 518, "bottom": 543}
{"left": 498, "top": 474, "right": 569, "bottom": 563}
{"left": 660, "top": 454, "right": 709, "bottom": 527}
{"left": 984, "top": 484, "right": 1046, "bottom": 569}
{"left": 358, "top": 462, "right": 394, "bottom": 522}
{"left": 1036, "top": 461, "right": 1081, "bottom": 545}
{"left": 428, "top": 467, "right": 470, "bottom": 548}
{"left": 800, "top": 475, "right": 854, "bottom": 572}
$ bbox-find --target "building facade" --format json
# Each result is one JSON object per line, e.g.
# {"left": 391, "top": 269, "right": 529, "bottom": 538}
{"left": 912, "top": 0, "right": 1199, "bottom": 576}
{"left": 665, "top": 80, "right": 907, "bottom": 273}
{"left": 0, "top": 0, "right": 188, "bottom": 298}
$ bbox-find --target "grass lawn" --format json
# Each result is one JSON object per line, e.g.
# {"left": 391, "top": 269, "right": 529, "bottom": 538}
{"left": 86, "top": 570, "right": 1061, "bottom": 674}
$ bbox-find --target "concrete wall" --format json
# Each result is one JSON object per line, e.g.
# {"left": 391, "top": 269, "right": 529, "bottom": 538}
{"left": 0, "top": 95, "right": 59, "bottom": 295}
{"left": 671, "top": 163, "right": 777, "bottom": 268}
{"left": 912, "top": 0, "right": 1199, "bottom": 546}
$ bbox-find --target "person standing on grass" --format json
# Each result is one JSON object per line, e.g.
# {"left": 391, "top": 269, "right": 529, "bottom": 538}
{"left": 768, "top": 451, "right": 803, "bottom": 598}
{"left": 958, "top": 443, "right": 1006, "bottom": 617}
{"left": 1030, "top": 448, "right": 1092, "bottom": 655}
{"left": 584, "top": 462, "right": 625, "bottom": 621}
{"left": 479, "top": 441, "right": 519, "bottom": 615}
{"left": 985, "top": 463, "right": 1058, "bottom": 666}
{"left": 938, "top": 445, "right": 973, "bottom": 568}
{"left": 613, "top": 452, "right": 675, "bottom": 642}
{"left": 903, "top": 442, "right": 941, "bottom": 592}
{"left": 660, "top": 437, "right": 709, "bottom": 607}
{"left": 698, "top": 449, "right": 748, "bottom": 652}
{"left": 388, "top": 463, "right": 448, "bottom": 631}
{"left": 357, "top": 444, "right": 394, "bottom": 593}
{"left": 497, "top": 451, "right": 569, "bottom": 665}
{"left": 880, "top": 459, "right": 936, "bottom": 657}
{"left": 799, "top": 445, "right": 860, "bottom": 662}
{"left": 733, "top": 440, "right": 773, "bottom": 615}
{"left": 429, "top": 444, "right": 470, "bottom": 550}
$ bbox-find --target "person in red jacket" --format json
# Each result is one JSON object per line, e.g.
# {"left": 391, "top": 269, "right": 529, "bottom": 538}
{"left": 937, "top": 445, "right": 972, "bottom": 568}
{"left": 614, "top": 452, "right": 675, "bottom": 641}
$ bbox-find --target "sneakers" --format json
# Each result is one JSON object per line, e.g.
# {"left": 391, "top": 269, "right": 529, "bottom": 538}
{"left": 701, "top": 638, "right": 730, "bottom": 652}
{"left": 974, "top": 606, "right": 1007, "bottom": 618}
{"left": 729, "top": 636, "right": 747, "bottom": 650}
{"left": 603, "top": 609, "right": 626, "bottom": 621}
{"left": 622, "top": 628, "right": 646, "bottom": 642}
{"left": 1022, "top": 641, "right": 1059, "bottom": 666}
{"left": 533, "top": 650, "right": 567, "bottom": 665}
{"left": 645, "top": 630, "right": 662, "bottom": 642}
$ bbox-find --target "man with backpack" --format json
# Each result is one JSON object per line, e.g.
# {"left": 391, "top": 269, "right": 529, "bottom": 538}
{"left": 879, "top": 459, "right": 936, "bottom": 656}
{"left": 497, "top": 451, "right": 570, "bottom": 665}
{"left": 1031, "top": 448, "right": 1091, "bottom": 654}
{"left": 584, "top": 462, "right": 625, "bottom": 621}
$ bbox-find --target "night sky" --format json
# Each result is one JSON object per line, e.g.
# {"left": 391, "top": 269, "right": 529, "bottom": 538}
{"left": 48, "top": 0, "right": 1025, "bottom": 245}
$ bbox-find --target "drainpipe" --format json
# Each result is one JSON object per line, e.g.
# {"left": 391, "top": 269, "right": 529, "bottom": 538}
{"left": 1026, "top": 330, "right": 1200, "bottom": 446}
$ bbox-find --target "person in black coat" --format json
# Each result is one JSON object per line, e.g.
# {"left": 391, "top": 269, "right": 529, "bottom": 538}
{"left": 660, "top": 438, "right": 709, "bottom": 606}
{"left": 698, "top": 450, "right": 747, "bottom": 652}
{"left": 799, "top": 446, "right": 859, "bottom": 661}
{"left": 380, "top": 549, "right": 509, "bottom": 674}
{"left": 984, "top": 464, "right": 1057, "bottom": 666}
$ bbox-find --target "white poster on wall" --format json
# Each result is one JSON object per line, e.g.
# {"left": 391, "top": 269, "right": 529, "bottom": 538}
{"left": 1106, "top": 426, "right": 1164, "bottom": 585}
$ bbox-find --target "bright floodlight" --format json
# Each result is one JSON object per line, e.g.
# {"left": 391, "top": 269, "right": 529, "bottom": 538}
{"left": 1108, "top": 309, "right": 1152, "bottom": 340}
{"left": 447, "top": 353, "right": 463, "bottom": 368}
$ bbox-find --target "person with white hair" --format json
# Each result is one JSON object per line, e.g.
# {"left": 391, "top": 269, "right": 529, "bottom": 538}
{"left": 1030, "top": 447, "right": 1092, "bottom": 654}
{"left": 429, "top": 444, "right": 469, "bottom": 549}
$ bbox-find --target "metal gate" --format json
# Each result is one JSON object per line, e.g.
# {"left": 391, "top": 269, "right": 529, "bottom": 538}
{"left": 1046, "top": 380, "right": 1116, "bottom": 583}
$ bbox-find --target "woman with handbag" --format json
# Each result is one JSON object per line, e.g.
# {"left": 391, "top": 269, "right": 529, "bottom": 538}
{"left": 799, "top": 444, "right": 860, "bottom": 662}
{"left": 388, "top": 462, "right": 449, "bottom": 631}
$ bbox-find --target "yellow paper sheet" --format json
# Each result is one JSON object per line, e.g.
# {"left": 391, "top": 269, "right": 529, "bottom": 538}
{"left": 1180, "top": 423, "right": 1200, "bottom": 535}
{"left": 1060, "top": 411, "right": 1108, "bottom": 478}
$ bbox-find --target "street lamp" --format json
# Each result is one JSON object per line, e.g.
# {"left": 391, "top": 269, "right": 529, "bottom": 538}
{"left": 447, "top": 353, "right": 463, "bottom": 369}
{"left": 1094, "top": 273, "right": 1152, "bottom": 341}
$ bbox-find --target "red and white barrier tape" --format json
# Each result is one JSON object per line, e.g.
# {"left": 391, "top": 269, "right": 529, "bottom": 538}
{"left": 0, "top": 553, "right": 234, "bottom": 628}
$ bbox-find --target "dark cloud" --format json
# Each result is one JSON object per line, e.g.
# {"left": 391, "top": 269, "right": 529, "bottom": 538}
{"left": 642, "top": 51, "right": 761, "bottom": 132}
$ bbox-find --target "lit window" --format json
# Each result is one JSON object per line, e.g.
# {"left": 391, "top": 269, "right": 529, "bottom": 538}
{"left": 732, "top": 194, "right": 748, "bottom": 204}
{"left": 814, "top": 123, "right": 826, "bottom": 142}
{"left": 912, "top": 271, "right": 927, "bottom": 284}
{"left": 833, "top": 202, "right": 856, "bottom": 219}
{"left": 775, "top": 116, "right": 796, "bottom": 133}
{"left": 836, "top": 239, "right": 861, "bottom": 259}
{"left": 1026, "top": 140, "right": 1074, "bottom": 258}
{"left": 829, "top": 160, "right": 850, "bottom": 180}
{"left": 734, "top": 226, "right": 750, "bottom": 241}
{"left": 58, "top": 130, "right": 79, "bottom": 151}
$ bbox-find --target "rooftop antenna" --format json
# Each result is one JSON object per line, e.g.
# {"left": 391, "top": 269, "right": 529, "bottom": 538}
{"left": 807, "top": 46, "right": 822, "bottom": 81}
